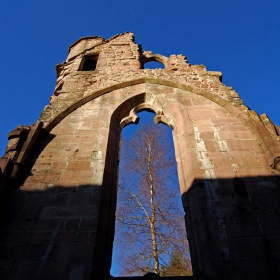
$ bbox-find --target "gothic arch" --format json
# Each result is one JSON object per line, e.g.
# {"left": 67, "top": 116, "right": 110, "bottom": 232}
{"left": 42, "top": 79, "right": 276, "bottom": 166}
{"left": 91, "top": 91, "right": 197, "bottom": 277}
{"left": 44, "top": 78, "right": 242, "bottom": 132}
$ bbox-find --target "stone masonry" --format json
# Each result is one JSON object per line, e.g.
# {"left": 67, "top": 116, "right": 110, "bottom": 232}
{"left": 0, "top": 33, "right": 280, "bottom": 280}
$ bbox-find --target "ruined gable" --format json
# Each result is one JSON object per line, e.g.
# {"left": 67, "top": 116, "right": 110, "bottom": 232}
{"left": 0, "top": 33, "right": 279, "bottom": 280}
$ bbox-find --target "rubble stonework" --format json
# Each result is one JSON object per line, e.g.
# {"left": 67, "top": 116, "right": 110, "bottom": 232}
{"left": 0, "top": 33, "right": 279, "bottom": 280}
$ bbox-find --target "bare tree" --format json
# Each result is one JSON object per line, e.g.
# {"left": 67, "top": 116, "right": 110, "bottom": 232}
{"left": 113, "top": 123, "right": 192, "bottom": 276}
{"left": 161, "top": 250, "right": 192, "bottom": 276}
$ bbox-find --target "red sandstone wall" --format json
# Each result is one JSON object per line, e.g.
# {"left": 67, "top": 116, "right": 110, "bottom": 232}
{"left": 19, "top": 83, "right": 279, "bottom": 278}
{"left": 23, "top": 94, "right": 110, "bottom": 191}
{"left": 0, "top": 33, "right": 279, "bottom": 280}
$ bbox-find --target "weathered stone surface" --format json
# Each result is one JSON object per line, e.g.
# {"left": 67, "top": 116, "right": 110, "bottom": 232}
{"left": 5, "top": 138, "right": 19, "bottom": 152}
{"left": 0, "top": 157, "right": 10, "bottom": 172}
{"left": 0, "top": 33, "right": 279, "bottom": 280}
{"left": 7, "top": 126, "right": 30, "bottom": 140}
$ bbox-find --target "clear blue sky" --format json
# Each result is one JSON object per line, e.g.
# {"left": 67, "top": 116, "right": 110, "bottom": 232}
{"left": 1, "top": 0, "right": 280, "bottom": 155}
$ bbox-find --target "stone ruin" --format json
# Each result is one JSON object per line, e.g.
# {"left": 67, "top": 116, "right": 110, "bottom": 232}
{"left": 0, "top": 33, "right": 279, "bottom": 279}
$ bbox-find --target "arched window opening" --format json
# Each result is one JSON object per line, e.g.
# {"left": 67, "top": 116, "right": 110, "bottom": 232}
{"left": 110, "top": 111, "right": 193, "bottom": 277}
{"left": 144, "top": 61, "right": 164, "bottom": 69}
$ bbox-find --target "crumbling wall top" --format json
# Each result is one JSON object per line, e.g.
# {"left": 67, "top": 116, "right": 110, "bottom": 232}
{"left": 67, "top": 36, "right": 105, "bottom": 62}
{"left": 67, "top": 32, "right": 136, "bottom": 62}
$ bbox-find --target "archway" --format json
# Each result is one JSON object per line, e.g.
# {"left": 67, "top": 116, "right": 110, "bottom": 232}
{"left": 90, "top": 93, "right": 195, "bottom": 278}
{"left": 111, "top": 110, "right": 192, "bottom": 276}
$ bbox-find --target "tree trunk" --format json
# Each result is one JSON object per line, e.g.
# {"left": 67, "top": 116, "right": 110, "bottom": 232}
{"left": 147, "top": 141, "right": 159, "bottom": 274}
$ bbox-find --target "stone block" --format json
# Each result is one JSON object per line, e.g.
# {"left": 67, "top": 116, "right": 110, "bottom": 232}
{"left": 54, "top": 231, "right": 74, "bottom": 244}
{"left": 67, "top": 161, "right": 91, "bottom": 171}
{"left": 31, "top": 219, "right": 62, "bottom": 232}
{"left": 203, "top": 140, "right": 217, "bottom": 152}
{"left": 80, "top": 218, "right": 96, "bottom": 232}
{"left": 39, "top": 205, "right": 89, "bottom": 220}
{"left": 18, "top": 244, "right": 48, "bottom": 261}
{"left": 220, "top": 259, "right": 269, "bottom": 280}
{"left": 7, "top": 126, "right": 30, "bottom": 140}
{"left": 67, "top": 244, "right": 95, "bottom": 265}
{"left": 258, "top": 216, "right": 280, "bottom": 237}
{"left": 226, "top": 139, "right": 260, "bottom": 152}
{"left": 65, "top": 219, "right": 81, "bottom": 231}
{"left": 51, "top": 161, "right": 67, "bottom": 171}
{"left": 26, "top": 231, "right": 54, "bottom": 245}
{"left": 59, "top": 171, "right": 93, "bottom": 185}
{"left": 35, "top": 260, "right": 66, "bottom": 280}
{"left": 244, "top": 154, "right": 268, "bottom": 167}
{"left": 72, "top": 232, "right": 90, "bottom": 244}
{"left": 0, "top": 156, "right": 10, "bottom": 171}
{"left": 89, "top": 231, "right": 96, "bottom": 244}
{"left": 5, "top": 138, "right": 20, "bottom": 152}
{"left": 187, "top": 108, "right": 217, "bottom": 120}
{"left": 0, "top": 230, "right": 26, "bottom": 245}
{"left": 12, "top": 261, "right": 40, "bottom": 280}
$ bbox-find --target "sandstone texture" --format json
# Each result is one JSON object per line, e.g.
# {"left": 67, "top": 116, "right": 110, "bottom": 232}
{"left": 0, "top": 33, "right": 279, "bottom": 280}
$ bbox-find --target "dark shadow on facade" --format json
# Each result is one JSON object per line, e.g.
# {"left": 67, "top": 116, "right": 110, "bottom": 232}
{"left": 182, "top": 176, "right": 280, "bottom": 280}
{"left": 0, "top": 175, "right": 279, "bottom": 280}
{"left": 0, "top": 184, "right": 101, "bottom": 280}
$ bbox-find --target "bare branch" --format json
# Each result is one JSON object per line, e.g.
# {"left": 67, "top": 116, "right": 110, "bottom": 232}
{"left": 113, "top": 122, "right": 192, "bottom": 276}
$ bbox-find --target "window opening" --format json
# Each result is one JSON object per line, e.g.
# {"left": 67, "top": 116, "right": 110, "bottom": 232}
{"left": 80, "top": 55, "right": 98, "bottom": 71}
{"left": 110, "top": 111, "right": 192, "bottom": 277}
{"left": 144, "top": 61, "right": 164, "bottom": 69}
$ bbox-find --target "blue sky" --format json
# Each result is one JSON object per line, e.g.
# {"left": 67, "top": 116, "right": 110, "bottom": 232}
{"left": 1, "top": 0, "right": 280, "bottom": 154}
{"left": 112, "top": 111, "right": 181, "bottom": 276}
